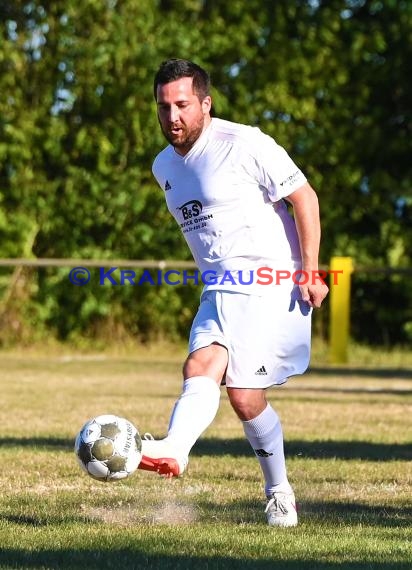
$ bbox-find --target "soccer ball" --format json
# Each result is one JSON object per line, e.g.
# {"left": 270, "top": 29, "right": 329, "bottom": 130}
{"left": 74, "top": 414, "right": 142, "bottom": 482}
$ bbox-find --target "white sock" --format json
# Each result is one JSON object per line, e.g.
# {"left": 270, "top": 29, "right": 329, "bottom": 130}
{"left": 242, "top": 403, "right": 293, "bottom": 497}
{"left": 165, "top": 376, "right": 220, "bottom": 458}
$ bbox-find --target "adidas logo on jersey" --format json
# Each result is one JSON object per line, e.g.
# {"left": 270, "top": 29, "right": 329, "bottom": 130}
{"left": 255, "top": 365, "right": 267, "bottom": 375}
{"left": 164, "top": 180, "right": 172, "bottom": 191}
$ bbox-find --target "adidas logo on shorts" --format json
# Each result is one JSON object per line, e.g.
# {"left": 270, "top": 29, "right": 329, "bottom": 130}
{"left": 255, "top": 365, "right": 267, "bottom": 375}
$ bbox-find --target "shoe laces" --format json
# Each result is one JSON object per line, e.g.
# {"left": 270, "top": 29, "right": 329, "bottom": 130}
{"left": 265, "top": 494, "right": 289, "bottom": 515}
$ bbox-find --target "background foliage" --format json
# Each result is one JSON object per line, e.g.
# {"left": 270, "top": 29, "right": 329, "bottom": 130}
{"left": 0, "top": 0, "right": 411, "bottom": 346}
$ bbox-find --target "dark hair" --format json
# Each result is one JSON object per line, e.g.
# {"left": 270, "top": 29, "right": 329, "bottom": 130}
{"left": 153, "top": 59, "right": 211, "bottom": 101}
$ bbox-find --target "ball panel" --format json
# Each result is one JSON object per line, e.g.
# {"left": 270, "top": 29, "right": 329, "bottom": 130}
{"left": 81, "top": 420, "right": 101, "bottom": 444}
{"left": 106, "top": 455, "right": 127, "bottom": 472}
{"left": 134, "top": 432, "right": 142, "bottom": 453}
{"left": 107, "top": 470, "right": 128, "bottom": 481}
{"left": 87, "top": 460, "right": 110, "bottom": 480}
{"left": 92, "top": 438, "right": 114, "bottom": 461}
{"left": 100, "top": 422, "right": 121, "bottom": 439}
{"left": 125, "top": 452, "right": 140, "bottom": 473}
{"left": 76, "top": 439, "right": 93, "bottom": 465}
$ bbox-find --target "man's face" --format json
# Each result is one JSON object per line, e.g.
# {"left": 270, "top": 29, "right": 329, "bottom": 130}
{"left": 156, "top": 77, "right": 211, "bottom": 156}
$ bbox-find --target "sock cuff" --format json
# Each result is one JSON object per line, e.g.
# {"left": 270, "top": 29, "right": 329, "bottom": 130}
{"left": 242, "top": 403, "right": 280, "bottom": 438}
{"left": 183, "top": 375, "right": 221, "bottom": 396}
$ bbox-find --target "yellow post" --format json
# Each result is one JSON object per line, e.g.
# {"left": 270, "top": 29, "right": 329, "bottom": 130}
{"left": 329, "top": 256, "right": 354, "bottom": 364}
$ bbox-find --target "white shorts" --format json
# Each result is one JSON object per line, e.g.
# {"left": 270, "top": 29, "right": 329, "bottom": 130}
{"left": 188, "top": 288, "right": 312, "bottom": 388}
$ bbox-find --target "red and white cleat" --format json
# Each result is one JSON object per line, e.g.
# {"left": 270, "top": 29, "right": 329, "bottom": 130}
{"left": 138, "top": 434, "right": 188, "bottom": 478}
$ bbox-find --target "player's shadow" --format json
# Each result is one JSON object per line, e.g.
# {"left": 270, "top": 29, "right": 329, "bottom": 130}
{"left": 307, "top": 366, "right": 412, "bottom": 379}
{"left": 1, "top": 436, "right": 410, "bottom": 462}
{"left": 191, "top": 438, "right": 412, "bottom": 462}
{"left": 195, "top": 498, "right": 412, "bottom": 528}
{"left": 1, "top": 513, "right": 83, "bottom": 527}
{"left": 284, "top": 385, "right": 412, "bottom": 395}
{"left": 0, "top": 547, "right": 410, "bottom": 570}
{"left": 300, "top": 499, "right": 412, "bottom": 527}
{"left": 0, "top": 436, "right": 72, "bottom": 450}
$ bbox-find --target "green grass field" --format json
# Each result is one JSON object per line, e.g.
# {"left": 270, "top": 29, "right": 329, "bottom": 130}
{"left": 0, "top": 344, "right": 411, "bottom": 569}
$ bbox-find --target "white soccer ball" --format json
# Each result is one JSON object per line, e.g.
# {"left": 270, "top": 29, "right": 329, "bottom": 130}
{"left": 74, "top": 414, "right": 142, "bottom": 482}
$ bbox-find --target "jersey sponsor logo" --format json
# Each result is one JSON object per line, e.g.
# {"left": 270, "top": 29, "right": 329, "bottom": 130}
{"left": 254, "top": 448, "right": 273, "bottom": 457}
{"left": 177, "top": 200, "right": 203, "bottom": 220}
{"left": 280, "top": 170, "right": 300, "bottom": 187}
{"left": 255, "top": 365, "right": 267, "bottom": 375}
{"left": 164, "top": 180, "right": 172, "bottom": 191}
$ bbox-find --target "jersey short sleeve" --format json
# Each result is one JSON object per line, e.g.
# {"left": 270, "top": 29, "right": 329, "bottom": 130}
{"left": 250, "top": 128, "right": 307, "bottom": 202}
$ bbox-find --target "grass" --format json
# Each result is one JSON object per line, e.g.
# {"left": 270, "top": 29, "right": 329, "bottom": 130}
{"left": 0, "top": 344, "right": 411, "bottom": 569}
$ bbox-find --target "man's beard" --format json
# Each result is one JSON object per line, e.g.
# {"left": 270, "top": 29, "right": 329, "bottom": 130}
{"left": 160, "top": 116, "right": 205, "bottom": 154}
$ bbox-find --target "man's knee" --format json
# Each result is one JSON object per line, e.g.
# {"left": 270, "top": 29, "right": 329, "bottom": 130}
{"left": 227, "top": 388, "right": 267, "bottom": 421}
{"left": 183, "top": 343, "right": 228, "bottom": 382}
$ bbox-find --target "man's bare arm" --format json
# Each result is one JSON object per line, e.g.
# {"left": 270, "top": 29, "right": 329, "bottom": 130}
{"left": 285, "top": 182, "right": 329, "bottom": 308}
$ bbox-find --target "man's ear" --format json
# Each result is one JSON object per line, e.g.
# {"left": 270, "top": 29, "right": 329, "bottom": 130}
{"left": 202, "top": 96, "right": 212, "bottom": 114}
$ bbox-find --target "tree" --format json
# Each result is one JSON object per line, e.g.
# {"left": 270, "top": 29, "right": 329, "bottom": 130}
{"left": 0, "top": 0, "right": 411, "bottom": 345}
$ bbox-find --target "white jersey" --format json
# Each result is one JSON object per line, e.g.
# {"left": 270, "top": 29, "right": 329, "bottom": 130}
{"left": 152, "top": 117, "right": 307, "bottom": 293}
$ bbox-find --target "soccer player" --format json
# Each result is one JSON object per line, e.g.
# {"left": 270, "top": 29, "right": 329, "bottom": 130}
{"left": 139, "top": 58, "right": 329, "bottom": 527}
